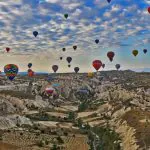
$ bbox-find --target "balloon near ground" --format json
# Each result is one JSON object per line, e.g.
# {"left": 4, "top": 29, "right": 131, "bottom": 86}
{"left": 74, "top": 67, "right": 80, "bottom": 73}
{"left": 148, "top": 7, "right": 150, "bottom": 14}
{"left": 28, "top": 63, "right": 32, "bottom": 68}
{"left": 4, "top": 64, "right": 19, "bottom": 81}
{"left": 92, "top": 60, "right": 102, "bottom": 71}
{"left": 102, "top": 64, "right": 105, "bottom": 68}
{"left": 115, "top": 64, "right": 121, "bottom": 70}
{"left": 52, "top": 65, "right": 58, "bottom": 73}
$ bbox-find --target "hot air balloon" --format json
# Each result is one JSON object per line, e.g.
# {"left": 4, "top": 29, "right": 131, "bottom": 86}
{"left": 64, "top": 14, "right": 68, "bottom": 19}
{"left": 66, "top": 57, "right": 72, "bottom": 64}
{"left": 148, "top": 7, "right": 150, "bottom": 14}
{"left": 87, "top": 72, "right": 94, "bottom": 77}
{"left": 52, "top": 65, "right": 58, "bottom": 73}
{"left": 60, "top": 57, "right": 63, "bottom": 60}
{"left": 102, "top": 64, "right": 105, "bottom": 68}
{"left": 115, "top": 64, "right": 121, "bottom": 70}
{"left": 107, "top": 0, "right": 111, "bottom": 3}
{"left": 68, "top": 64, "right": 71, "bottom": 68}
{"left": 95, "top": 39, "right": 99, "bottom": 44}
{"left": 62, "top": 48, "right": 66, "bottom": 52}
{"left": 132, "top": 50, "right": 138, "bottom": 57}
{"left": 4, "top": 64, "right": 19, "bottom": 81}
{"left": 28, "top": 63, "right": 32, "bottom": 68}
{"left": 6, "top": 47, "right": 10, "bottom": 53}
{"left": 107, "top": 51, "right": 115, "bottom": 62}
{"left": 28, "top": 70, "right": 34, "bottom": 77}
{"left": 33, "top": 31, "right": 38, "bottom": 37}
{"left": 73, "top": 45, "right": 77, "bottom": 50}
{"left": 92, "top": 60, "right": 102, "bottom": 71}
{"left": 143, "top": 49, "right": 147, "bottom": 54}
{"left": 74, "top": 67, "right": 79, "bottom": 73}
{"left": 45, "top": 87, "right": 54, "bottom": 94}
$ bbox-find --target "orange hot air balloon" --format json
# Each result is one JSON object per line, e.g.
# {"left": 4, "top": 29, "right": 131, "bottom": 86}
{"left": 107, "top": 51, "right": 115, "bottom": 62}
{"left": 28, "top": 70, "right": 34, "bottom": 77}
{"left": 132, "top": 50, "right": 138, "bottom": 57}
{"left": 92, "top": 60, "right": 102, "bottom": 71}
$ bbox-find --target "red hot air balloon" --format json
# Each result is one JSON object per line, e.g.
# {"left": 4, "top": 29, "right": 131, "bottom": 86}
{"left": 52, "top": 65, "right": 58, "bottom": 73}
{"left": 107, "top": 51, "right": 115, "bottom": 62}
{"left": 92, "top": 60, "right": 102, "bottom": 71}
{"left": 6, "top": 47, "right": 10, "bottom": 53}
{"left": 148, "top": 7, "right": 150, "bottom": 14}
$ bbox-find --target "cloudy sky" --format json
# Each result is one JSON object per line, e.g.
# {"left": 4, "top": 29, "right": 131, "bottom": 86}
{"left": 0, "top": 0, "right": 149, "bottom": 73}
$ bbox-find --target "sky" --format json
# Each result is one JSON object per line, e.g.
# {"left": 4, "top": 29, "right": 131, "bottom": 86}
{"left": 0, "top": 0, "right": 149, "bottom": 73}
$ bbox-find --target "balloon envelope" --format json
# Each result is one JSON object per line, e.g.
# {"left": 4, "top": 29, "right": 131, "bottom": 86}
{"left": 102, "top": 64, "right": 105, "bottom": 68}
{"left": 52, "top": 65, "right": 58, "bottom": 73}
{"left": 6, "top": 47, "right": 10, "bottom": 53}
{"left": 115, "top": 64, "right": 121, "bottom": 70}
{"left": 45, "top": 87, "right": 54, "bottom": 94}
{"left": 95, "top": 39, "right": 99, "bottom": 44}
{"left": 107, "top": 0, "right": 111, "bottom": 3}
{"left": 64, "top": 14, "right": 68, "bottom": 19}
{"left": 62, "top": 48, "right": 66, "bottom": 51}
{"left": 33, "top": 31, "right": 38, "bottom": 37}
{"left": 132, "top": 50, "right": 138, "bottom": 56}
{"left": 143, "top": 49, "right": 147, "bottom": 54}
{"left": 148, "top": 7, "right": 150, "bottom": 14}
{"left": 92, "top": 60, "right": 102, "bottom": 71}
{"left": 74, "top": 67, "right": 79, "bottom": 73}
{"left": 4, "top": 64, "right": 19, "bottom": 81}
{"left": 107, "top": 51, "right": 115, "bottom": 62}
{"left": 28, "top": 63, "right": 32, "bottom": 68}
{"left": 28, "top": 70, "right": 34, "bottom": 77}
{"left": 66, "top": 57, "right": 72, "bottom": 63}
{"left": 73, "top": 45, "right": 77, "bottom": 50}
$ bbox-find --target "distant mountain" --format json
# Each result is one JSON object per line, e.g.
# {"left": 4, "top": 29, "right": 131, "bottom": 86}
{"left": 131, "top": 68, "right": 150, "bottom": 72}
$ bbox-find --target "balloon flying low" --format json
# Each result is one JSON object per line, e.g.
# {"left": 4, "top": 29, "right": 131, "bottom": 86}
{"left": 74, "top": 67, "right": 80, "bottom": 73}
{"left": 115, "top": 64, "right": 121, "bottom": 70}
{"left": 107, "top": 0, "right": 111, "bottom": 3}
{"left": 4, "top": 64, "right": 19, "bottom": 81}
{"left": 148, "top": 7, "right": 150, "bottom": 14}
{"left": 52, "top": 65, "right": 58, "bottom": 73}
{"left": 92, "top": 60, "right": 102, "bottom": 71}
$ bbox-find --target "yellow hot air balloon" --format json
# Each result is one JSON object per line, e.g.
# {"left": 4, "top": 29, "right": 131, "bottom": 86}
{"left": 132, "top": 50, "right": 138, "bottom": 57}
{"left": 87, "top": 72, "right": 94, "bottom": 77}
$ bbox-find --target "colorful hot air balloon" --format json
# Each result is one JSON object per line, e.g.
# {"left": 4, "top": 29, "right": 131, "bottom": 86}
{"left": 28, "top": 70, "right": 34, "bottom": 77}
{"left": 64, "top": 14, "right": 68, "bottom": 19}
{"left": 52, "top": 65, "right": 58, "bottom": 73}
{"left": 87, "top": 72, "right": 94, "bottom": 77}
{"left": 115, "top": 64, "right": 121, "bottom": 70}
{"left": 92, "top": 60, "right": 102, "bottom": 71}
{"left": 102, "top": 64, "right": 105, "bottom": 68}
{"left": 62, "top": 48, "right": 66, "bottom": 52}
{"left": 95, "top": 39, "right": 99, "bottom": 44}
{"left": 147, "top": 7, "right": 150, "bottom": 14}
{"left": 107, "top": 0, "right": 111, "bottom": 3}
{"left": 132, "top": 50, "right": 138, "bottom": 57}
{"left": 73, "top": 45, "right": 77, "bottom": 50}
{"left": 66, "top": 57, "right": 72, "bottom": 64}
{"left": 45, "top": 87, "right": 54, "bottom": 94}
{"left": 4, "top": 64, "right": 19, "bottom": 81}
{"left": 33, "top": 31, "right": 38, "bottom": 37}
{"left": 107, "top": 51, "right": 115, "bottom": 62}
{"left": 28, "top": 63, "right": 32, "bottom": 68}
{"left": 143, "top": 49, "right": 147, "bottom": 54}
{"left": 74, "top": 67, "right": 79, "bottom": 73}
{"left": 6, "top": 47, "right": 10, "bottom": 53}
